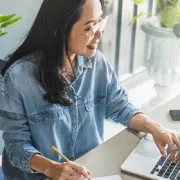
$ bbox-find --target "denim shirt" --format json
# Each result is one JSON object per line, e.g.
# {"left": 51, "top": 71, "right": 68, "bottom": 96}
{"left": 0, "top": 50, "right": 142, "bottom": 180}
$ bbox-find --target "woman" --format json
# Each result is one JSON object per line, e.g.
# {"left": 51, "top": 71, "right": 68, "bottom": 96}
{"left": 0, "top": 0, "right": 180, "bottom": 179}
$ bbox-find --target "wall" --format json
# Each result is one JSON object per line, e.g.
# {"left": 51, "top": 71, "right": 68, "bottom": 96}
{"left": 0, "top": 0, "right": 42, "bottom": 59}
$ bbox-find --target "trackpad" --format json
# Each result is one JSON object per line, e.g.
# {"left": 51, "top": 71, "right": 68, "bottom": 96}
{"left": 134, "top": 139, "right": 161, "bottom": 159}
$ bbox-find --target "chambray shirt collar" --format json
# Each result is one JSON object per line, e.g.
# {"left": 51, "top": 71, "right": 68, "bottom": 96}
{"left": 77, "top": 55, "right": 92, "bottom": 69}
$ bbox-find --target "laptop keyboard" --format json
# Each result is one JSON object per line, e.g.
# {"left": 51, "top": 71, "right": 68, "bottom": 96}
{"left": 151, "top": 149, "right": 180, "bottom": 179}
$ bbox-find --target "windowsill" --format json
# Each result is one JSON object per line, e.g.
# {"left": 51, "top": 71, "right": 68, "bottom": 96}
{"left": 104, "top": 72, "right": 180, "bottom": 141}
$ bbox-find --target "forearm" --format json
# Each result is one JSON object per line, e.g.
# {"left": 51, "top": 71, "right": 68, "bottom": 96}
{"left": 30, "top": 154, "right": 58, "bottom": 177}
{"left": 129, "top": 113, "right": 162, "bottom": 134}
{"left": 4, "top": 139, "right": 43, "bottom": 173}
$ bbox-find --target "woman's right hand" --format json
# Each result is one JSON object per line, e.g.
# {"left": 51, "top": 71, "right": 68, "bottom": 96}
{"left": 46, "top": 161, "right": 91, "bottom": 180}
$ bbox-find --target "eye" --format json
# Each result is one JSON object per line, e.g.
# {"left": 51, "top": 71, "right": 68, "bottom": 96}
{"left": 85, "top": 27, "right": 92, "bottom": 33}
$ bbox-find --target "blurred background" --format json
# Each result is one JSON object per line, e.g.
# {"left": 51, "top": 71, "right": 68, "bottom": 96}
{"left": 0, "top": 0, "right": 180, "bottom": 154}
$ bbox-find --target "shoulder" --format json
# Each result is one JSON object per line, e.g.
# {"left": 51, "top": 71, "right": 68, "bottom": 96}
{"left": 92, "top": 50, "right": 113, "bottom": 69}
{"left": 90, "top": 50, "right": 114, "bottom": 76}
{"left": 1, "top": 54, "right": 37, "bottom": 93}
{"left": 5, "top": 54, "right": 36, "bottom": 78}
{"left": 92, "top": 50, "right": 107, "bottom": 63}
{"left": 3, "top": 54, "right": 37, "bottom": 83}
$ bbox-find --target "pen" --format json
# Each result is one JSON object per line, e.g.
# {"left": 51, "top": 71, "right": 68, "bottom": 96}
{"left": 52, "top": 146, "right": 91, "bottom": 180}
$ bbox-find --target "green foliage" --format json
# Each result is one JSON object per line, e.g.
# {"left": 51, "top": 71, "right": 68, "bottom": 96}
{"left": 0, "top": 13, "right": 22, "bottom": 36}
{"left": 132, "top": 0, "right": 180, "bottom": 28}
{"left": 129, "top": 13, "right": 145, "bottom": 25}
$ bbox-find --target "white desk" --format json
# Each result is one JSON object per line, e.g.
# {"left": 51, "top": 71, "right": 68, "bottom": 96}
{"left": 147, "top": 95, "right": 180, "bottom": 131}
{"left": 75, "top": 95, "right": 180, "bottom": 179}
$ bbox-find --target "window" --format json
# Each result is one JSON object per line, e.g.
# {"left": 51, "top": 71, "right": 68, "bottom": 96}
{"left": 101, "top": 0, "right": 158, "bottom": 84}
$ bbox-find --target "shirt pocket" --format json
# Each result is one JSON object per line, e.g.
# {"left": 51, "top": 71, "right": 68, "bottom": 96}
{"left": 84, "top": 95, "right": 106, "bottom": 112}
{"left": 28, "top": 108, "right": 64, "bottom": 125}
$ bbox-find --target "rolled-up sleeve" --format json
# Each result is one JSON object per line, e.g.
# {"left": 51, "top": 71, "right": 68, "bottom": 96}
{"left": 0, "top": 74, "right": 41, "bottom": 173}
{"left": 105, "top": 71, "right": 143, "bottom": 127}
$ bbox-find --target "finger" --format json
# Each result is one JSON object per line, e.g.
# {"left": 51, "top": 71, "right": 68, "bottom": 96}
{"left": 172, "top": 133, "right": 180, "bottom": 161}
{"left": 61, "top": 162, "right": 81, "bottom": 179}
{"left": 166, "top": 134, "right": 176, "bottom": 163}
{"left": 69, "top": 170, "right": 83, "bottom": 180}
{"left": 62, "top": 173, "right": 78, "bottom": 180}
{"left": 156, "top": 143, "right": 167, "bottom": 158}
{"left": 72, "top": 163, "right": 89, "bottom": 178}
{"left": 73, "top": 174, "right": 85, "bottom": 180}
{"left": 178, "top": 134, "right": 180, "bottom": 161}
{"left": 81, "top": 165, "right": 91, "bottom": 175}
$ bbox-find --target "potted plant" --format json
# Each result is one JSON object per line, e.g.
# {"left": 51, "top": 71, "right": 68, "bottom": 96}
{"left": 132, "top": 0, "right": 180, "bottom": 28}
{"left": 131, "top": 0, "right": 180, "bottom": 106}
{"left": 0, "top": 13, "right": 22, "bottom": 36}
{"left": 0, "top": 13, "right": 22, "bottom": 71}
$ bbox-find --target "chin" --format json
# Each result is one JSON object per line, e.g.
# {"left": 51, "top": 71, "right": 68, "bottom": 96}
{"left": 84, "top": 49, "right": 97, "bottom": 57}
{"left": 75, "top": 48, "right": 97, "bottom": 58}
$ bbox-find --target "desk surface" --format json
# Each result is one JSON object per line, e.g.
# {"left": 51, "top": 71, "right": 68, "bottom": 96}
{"left": 75, "top": 95, "right": 180, "bottom": 179}
{"left": 147, "top": 95, "right": 180, "bottom": 131}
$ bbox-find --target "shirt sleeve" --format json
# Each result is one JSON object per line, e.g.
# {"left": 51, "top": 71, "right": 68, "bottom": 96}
{"left": 0, "top": 73, "right": 41, "bottom": 173}
{"left": 105, "top": 71, "right": 143, "bottom": 127}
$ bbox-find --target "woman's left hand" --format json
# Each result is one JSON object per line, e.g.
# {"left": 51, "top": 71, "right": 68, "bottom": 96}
{"left": 151, "top": 125, "right": 180, "bottom": 163}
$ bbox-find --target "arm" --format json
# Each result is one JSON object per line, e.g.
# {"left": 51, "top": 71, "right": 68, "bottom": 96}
{"left": 105, "top": 71, "right": 143, "bottom": 127}
{"left": 30, "top": 154, "right": 57, "bottom": 177}
{"left": 129, "top": 113, "right": 180, "bottom": 163}
{"left": 103, "top": 66, "right": 180, "bottom": 163}
{"left": 0, "top": 71, "right": 90, "bottom": 179}
{"left": 30, "top": 154, "right": 90, "bottom": 179}
{"left": 129, "top": 113, "right": 161, "bottom": 133}
{"left": 0, "top": 97, "right": 42, "bottom": 173}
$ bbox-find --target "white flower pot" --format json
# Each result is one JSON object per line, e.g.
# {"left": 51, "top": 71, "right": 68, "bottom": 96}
{"left": 141, "top": 17, "right": 180, "bottom": 107}
{"left": 142, "top": 16, "right": 180, "bottom": 85}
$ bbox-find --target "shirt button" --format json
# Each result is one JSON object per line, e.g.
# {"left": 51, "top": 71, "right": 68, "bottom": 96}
{"left": 72, "top": 105, "right": 76, "bottom": 109}
{"left": 71, "top": 142, "right": 73, "bottom": 145}
{"left": 74, "top": 125, "right": 77, "bottom": 128}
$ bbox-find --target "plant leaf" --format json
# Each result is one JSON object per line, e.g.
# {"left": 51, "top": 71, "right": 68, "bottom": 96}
{"left": 134, "top": 0, "right": 144, "bottom": 5}
{"left": 0, "top": 32, "right": 8, "bottom": 36}
{"left": 1, "top": 16, "right": 22, "bottom": 28}
{"left": 0, "top": 14, "right": 16, "bottom": 23}
{"left": 129, "top": 13, "right": 144, "bottom": 26}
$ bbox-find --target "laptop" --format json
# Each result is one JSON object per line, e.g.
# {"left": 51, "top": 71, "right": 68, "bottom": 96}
{"left": 121, "top": 134, "right": 180, "bottom": 180}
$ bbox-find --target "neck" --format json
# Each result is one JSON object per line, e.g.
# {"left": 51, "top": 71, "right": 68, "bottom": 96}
{"left": 61, "top": 52, "right": 76, "bottom": 72}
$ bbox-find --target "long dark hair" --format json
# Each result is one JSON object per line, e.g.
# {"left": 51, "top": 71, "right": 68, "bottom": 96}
{"left": 2, "top": 0, "right": 104, "bottom": 106}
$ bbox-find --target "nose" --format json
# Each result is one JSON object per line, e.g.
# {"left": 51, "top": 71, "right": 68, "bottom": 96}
{"left": 94, "top": 29, "right": 103, "bottom": 40}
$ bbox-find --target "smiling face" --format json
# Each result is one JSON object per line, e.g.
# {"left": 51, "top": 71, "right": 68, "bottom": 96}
{"left": 68, "top": 0, "right": 104, "bottom": 58}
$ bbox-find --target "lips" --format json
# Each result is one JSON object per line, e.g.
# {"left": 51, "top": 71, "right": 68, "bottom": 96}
{"left": 87, "top": 44, "right": 98, "bottom": 50}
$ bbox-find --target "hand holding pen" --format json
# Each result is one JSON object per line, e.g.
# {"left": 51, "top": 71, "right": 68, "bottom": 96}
{"left": 48, "top": 146, "right": 91, "bottom": 180}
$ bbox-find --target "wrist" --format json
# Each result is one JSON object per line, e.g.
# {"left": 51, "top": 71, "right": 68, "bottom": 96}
{"left": 30, "top": 154, "right": 60, "bottom": 178}
{"left": 44, "top": 161, "right": 62, "bottom": 178}
{"left": 144, "top": 118, "right": 162, "bottom": 134}
{"left": 43, "top": 161, "right": 58, "bottom": 177}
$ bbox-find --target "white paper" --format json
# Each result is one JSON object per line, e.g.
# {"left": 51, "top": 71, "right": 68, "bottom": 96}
{"left": 92, "top": 175, "right": 122, "bottom": 180}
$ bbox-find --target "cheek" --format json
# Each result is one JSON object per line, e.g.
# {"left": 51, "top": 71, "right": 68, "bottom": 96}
{"left": 68, "top": 31, "right": 97, "bottom": 57}
{"left": 68, "top": 33, "right": 89, "bottom": 53}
